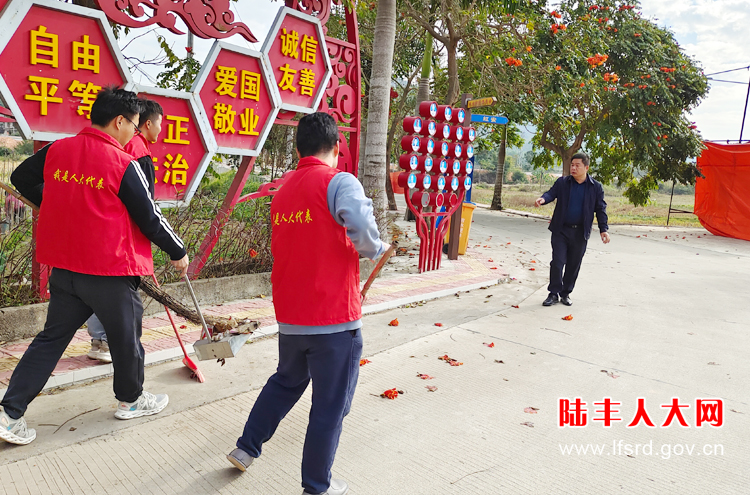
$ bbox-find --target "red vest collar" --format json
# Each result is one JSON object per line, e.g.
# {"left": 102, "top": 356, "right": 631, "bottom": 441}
{"left": 297, "top": 156, "right": 332, "bottom": 170}
{"left": 79, "top": 127, "right": 126, "bottom": 151}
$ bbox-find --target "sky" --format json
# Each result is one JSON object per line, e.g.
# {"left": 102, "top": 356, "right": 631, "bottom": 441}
{"left": 118, "top": 0, "right": 750, "bottom": 142}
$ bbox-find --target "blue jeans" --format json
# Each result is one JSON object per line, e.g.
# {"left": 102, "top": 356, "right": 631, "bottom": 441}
{"left": 237, "top": 329, "right": 363, "bottom": 494}
{"left": 87, "top": 314, "right": 107, "bottom": 342}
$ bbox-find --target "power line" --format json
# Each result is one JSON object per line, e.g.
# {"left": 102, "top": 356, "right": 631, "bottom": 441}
{"left": 705, "top": 65, "right": 750, "bottom": 77}
{"left": 708, "top": 78, "right": 748, "bottom": 85}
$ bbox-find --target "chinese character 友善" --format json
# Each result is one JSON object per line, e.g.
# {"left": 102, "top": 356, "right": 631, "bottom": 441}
{"left": 72, "top": 35, "right": 100, "bottom": 74}
{"left": 278, "top": 64, "right": 297, "bottom": 93}
{"left": 299, "top": 68, "right": 316, "bottom": 97}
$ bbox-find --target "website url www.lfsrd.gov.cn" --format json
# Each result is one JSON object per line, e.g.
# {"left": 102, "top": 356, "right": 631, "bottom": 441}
{"left": 559, "top": 440, "right": 724, "bottom": 459}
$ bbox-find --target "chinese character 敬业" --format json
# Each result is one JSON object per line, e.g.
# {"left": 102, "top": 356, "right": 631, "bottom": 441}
{"left": 559, "top": 398, "right": 588, "bottom": 427}
{"left": 68, "top": 80, "right": 102, "bottom": 119}
{"left": 215, "top": 66, "right": 238, "bottom": 97}
{"left": 239, "top": 108, "right": 260, "bottom": 136}
{"left": 213, "top": 103, "right": 236, "bottom": 134}
{"left": 300, "top": 35, "right": 318, "bottom": 65}
{"left": 25, "top": 76, "right": 62, "bottom": 116}
{"left": 299, "top": 68, "right": 316, "bottom": 97}
{"left": 278, "top": 64, "right": 297, "bottom": 93}
{"left": 280, "top": 28, "right": 299, "bottom": 59}
{"left": 163, "top": 153, "right": 189, "bottom": 186}
{"left": 72, "top": 35, "right": 100, "bottom": 74}
{"left": 163, "top": 115, "right": 191, "bottom": 145}
{"left": 30, "top": 25, "right": 58, "bottom": 68}
{"left": 240, "top": 70, "right": 261, "bottom": 101}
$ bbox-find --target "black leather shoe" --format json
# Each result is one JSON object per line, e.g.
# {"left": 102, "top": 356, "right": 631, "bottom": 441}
{"left": 542, "top": 293, "right": 559, "bottom": 306}
{"left": 560, "top": 294, "right": 572, "bottom": 306}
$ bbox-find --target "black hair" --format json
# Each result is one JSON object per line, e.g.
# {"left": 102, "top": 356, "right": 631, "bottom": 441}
{"left": 139, "top": 98, "right": 164, "bottom": 127}
{"left": 571, "top": 152, "right": 590, "bottom": 167}
{"left": 90, "top": 86, "right": 143, "bottom": 127}
{"left": 296, "top": 112, "right": 339, "bottom": 158}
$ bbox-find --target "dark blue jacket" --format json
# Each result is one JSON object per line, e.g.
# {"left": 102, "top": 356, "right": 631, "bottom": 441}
{"left": 541, "top": 175, "right": 608, "bottom": 240}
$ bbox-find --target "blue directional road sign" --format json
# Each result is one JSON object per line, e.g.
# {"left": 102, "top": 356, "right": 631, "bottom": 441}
{"left": 471, "top": 114, "right": 509, "bottom": 124}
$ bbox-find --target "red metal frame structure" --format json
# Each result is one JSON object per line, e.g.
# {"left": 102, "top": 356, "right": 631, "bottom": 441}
{"left": 405, "top": 190, "right": 465, "bottom": 273}
{"left": 187, "top": 0, "right": 361, "bottom": 278}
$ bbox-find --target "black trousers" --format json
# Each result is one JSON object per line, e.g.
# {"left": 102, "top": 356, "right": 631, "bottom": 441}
{"left": 1, "top": 269, "right": 144, "bottom": 419}
{"left": 548, "top": 225, "right": 588, "bottom": 296}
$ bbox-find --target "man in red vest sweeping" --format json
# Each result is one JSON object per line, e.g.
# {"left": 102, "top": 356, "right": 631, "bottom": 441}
{"left": 0, "top": 88, "right": 188, "bottom": 446}
{"left": 227, "top": 112, "right": 387, "bottom": 495}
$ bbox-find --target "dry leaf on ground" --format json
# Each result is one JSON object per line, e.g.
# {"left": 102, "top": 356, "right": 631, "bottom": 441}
{"left": 425, "top": 385, "right": 438, "bottom": 392}
{"left": 524, "top": 407, "right": 540, "bottom": 414}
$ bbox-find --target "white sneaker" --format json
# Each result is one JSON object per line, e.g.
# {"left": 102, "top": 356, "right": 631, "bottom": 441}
{"left": 302, "top": 479, "right": 349, "bottom": 495}
{"left": 0, "top": 407, "right": 36, "bottom": 445}
{"left": 95, "top": 340, "right": 112, "bottom": 363}
{"left": 87, "top": 339, "right": 102, "bottom": 360}
{"left": 114, "top": 391, "right": 169, "bottom": 420}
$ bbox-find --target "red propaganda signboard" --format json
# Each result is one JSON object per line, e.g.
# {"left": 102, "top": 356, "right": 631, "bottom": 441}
{"left": 0, "top": 0, "right": 133, "bottom": 141}
{"left": 262, "top": 7, "right": 332, "bottom": 114}
{"left": 135, "top": 86, "right": 214, "bottom": 207}
{"left": 192, "top": 41, "right": 280, "bottom": 155}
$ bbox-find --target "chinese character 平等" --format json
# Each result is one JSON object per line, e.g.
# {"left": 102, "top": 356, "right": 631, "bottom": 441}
{"left": 72, "top": 35, "right": 100, "bottom": 74}
{"left": 25, "top": 76, "right": 62, "bottom": 116}
{"left": 68, "top": 80, "right": 102, "bottom": 119}
{"left": 300, "top": 35, "right": 318, "bottom": 65}
{"left": 239, "top": 108, "right": 260, "bottom": 136}
{"left": 163, "top": 115, "right": 191, "bottom": 145}
{"left": 280, "top": 28, "right": 300, "bottom": 59}
{"left": 278, "top": 64, "right": 297, "bottom": 93}
{"left": 299, "top": 68, "right": 316, "bottom": 97}
{"left": 240, "top": 70, "right": 261, "bottom": 101}
{"left": 30, "top": 25, "right": 58, "bottom": 68}
{"left": 215, "top": 66, "right": 238, "bottom": 97}
{"left": 213, "top": 103, "right": 237, "bottom": 134}
{"left": 163, "top": 153, "right": 189, "bottom": 186}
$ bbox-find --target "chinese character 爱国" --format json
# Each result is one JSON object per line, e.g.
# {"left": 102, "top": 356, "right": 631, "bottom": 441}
{"left": 240, "top": 70, "right": 261, "bottom": 101}
{"left": 278, "top": 64, "right": 297, "bottom": 93}
{"left": 163, "top": 153, "right": 189, "bottom": 186}
{"left": 280, "top": 28, "right": 299, "bottom": 59}
{"left": 68, "top": 80, "right": 102, "bottom": 119}
{"left": 239, "top": 108, "right": 260, "bottom": 136}
{"left": 163, "top": 115, "right": 191, "bottom": 145}
{"left": 300, "top": 35, "right": 318, "bottom": 65}
{"left": 30, "top": 25, "right": 58, "bottom": 68}
{"left": 299, "top": 68, "right": 316, "bottom": 97}
{"left": 25, "top": 76, "right": 62, "bottom": 116}
{"left": 72, "top": 35, "right": 100, "bottom": 74}
{"left": 213, "top": 103, "right": 236, "bottom": 134}
{"left": 215, "top": 66, "right": 238, "bottom": 97}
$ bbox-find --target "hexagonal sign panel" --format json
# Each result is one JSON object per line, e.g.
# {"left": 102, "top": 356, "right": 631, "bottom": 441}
{"left": 262, "top": 7, "right": 332, "bottom": 114}
{"left": 0, "top": 0, "right": 133, "bottom": 141}
{"left": 192, "top": 41, "right": 280, "bottom": 156}
{"left": 135, "top": 86, "right": 215, "bottom": 207}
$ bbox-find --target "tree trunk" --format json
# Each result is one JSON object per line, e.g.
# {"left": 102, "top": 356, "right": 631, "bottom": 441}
{"left": 385, "top": 115, "right": 400, "bottom": 211}
{"left": 415, "top": 34, "right": 433, "bottom": 107}
{"left": 490, "top": 126, "right": 507, "bottom": 210}
{"left": 362, "top": 0, "right": 397, "bottom": 237}
{"left": 561, "top": 149, "right": 574, "bottom": 176}
{"left": 444, "top": 39, "right": 459, "bottom": 105}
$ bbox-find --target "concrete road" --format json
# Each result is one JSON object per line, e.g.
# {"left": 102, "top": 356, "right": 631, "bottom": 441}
{"left": 0, "top": 208, "right": 748, "bottom": 494}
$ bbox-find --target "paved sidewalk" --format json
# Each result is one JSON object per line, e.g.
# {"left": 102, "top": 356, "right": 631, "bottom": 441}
{"left": 0, "top": 253, "right": 504, "bottom": 395}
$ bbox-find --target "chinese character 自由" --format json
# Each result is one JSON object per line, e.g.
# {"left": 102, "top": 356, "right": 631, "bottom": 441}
{"left": 163, "top": 153, "right": 189, "bottom": 186}
{"left": 278, "top": 64, "right": 297, "bottom": 93}
{"left": 213, "top": 103, "right": 237, "bottom": 134}
{"left": 68, "top": 80, "right": 102, "bottom": 119}
{"left": 25, "top": 76, "right": 62, "bottom": 116}
{"left": 30, "top": 25, "right": 58, "bottom": 68}
{"left": 280, "top": 28, "right": 299, "bottom": 59}
{"left": 72, "top": 35, "right": 100, "bottom": 74}
{"left": 215, "top": 66, "right": 238, "bottom": 98}
{"left": 299, "top": 68, "right": 316, "bottom": 97}
{"left": 240, "top": 70, "right": 261, "bottom": 101}
{"left": 300, "top": 35, "right": 318, "bottom": 65}
{"left": 239, "top": 108, "right": 260, "bottom": 136}
{"left": 163, "top": 115, "right": 191, "bottom": 145}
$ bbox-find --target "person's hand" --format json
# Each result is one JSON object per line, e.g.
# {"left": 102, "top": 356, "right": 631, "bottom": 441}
{"left": 601, "top": 232, "right": 611, "bottom": 244}
{"left": 534, "top": 197, "right": 546, "bottom": 207}
{"left": 171, "top": 254, "right": 189, "bottom": 278}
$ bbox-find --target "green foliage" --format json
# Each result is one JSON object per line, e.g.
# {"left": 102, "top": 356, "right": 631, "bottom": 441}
{"left": 0, "top": 147, "right": 12, "bottom": 157}
{"left": 510, "top": 169, "right": 529, "bottom": 184}
{"left": 16, "top": 140, "right": 34, "bottom": 155}
{"left": 155, "top": 35, "right": 202, "bottom": 91}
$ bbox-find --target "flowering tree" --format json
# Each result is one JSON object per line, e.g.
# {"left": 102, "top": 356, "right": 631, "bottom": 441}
{"left": 464, "top": 0, "right": 708, "bottom": 205}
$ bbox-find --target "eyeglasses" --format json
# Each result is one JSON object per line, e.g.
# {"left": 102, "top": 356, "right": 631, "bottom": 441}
{"left": 124, "top": 116, "right": 142, "bottom": 136}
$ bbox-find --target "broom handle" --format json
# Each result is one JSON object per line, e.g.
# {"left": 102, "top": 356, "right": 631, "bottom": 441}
{"left": 184, "top": 276, "right": 211, "bottom": 340}
{"left": 361, "top": 241, "right": 398, "bottom": 299}
{"left": 0, "top": 181, "right": 39, "bottom": 212}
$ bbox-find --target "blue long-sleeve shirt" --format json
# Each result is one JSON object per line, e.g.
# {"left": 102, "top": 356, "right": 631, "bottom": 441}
{"left": 278, "top": 172, "right": 388, "bottom": 335}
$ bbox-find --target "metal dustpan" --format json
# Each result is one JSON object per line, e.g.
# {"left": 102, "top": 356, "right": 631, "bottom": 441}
{"left": 184, "top": 276, "right": 254, "bottom": 361}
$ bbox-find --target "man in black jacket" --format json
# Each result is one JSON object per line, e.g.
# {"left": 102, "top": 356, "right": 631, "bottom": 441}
{"left": 534, "top": 152, "right": 610, "bottom": 307}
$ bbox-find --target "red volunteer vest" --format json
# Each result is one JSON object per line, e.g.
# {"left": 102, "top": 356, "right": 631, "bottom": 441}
{"left": 37, "top": 127, "right": 154, "bottom": 276}
{"left": 124, "top": 133, "right": 151, "bottom": 159}
{"left": 271, "top": 157, "right": 361, "bottom": 325}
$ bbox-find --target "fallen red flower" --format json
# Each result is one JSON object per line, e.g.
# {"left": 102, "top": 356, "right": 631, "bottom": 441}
{"left": 512, "top": 305, "right": 519, "bottom": 308}
{"left": 484, "top": 342, "right": 495, "bottom": 348}
{"left": 417, "top": 373, "right": 435, "bottom": 380}
{"left": 359, "top": 359, "right": 371, "bottom": 367}
{"left": 381, "top": 388, "right": 400, "bottom": 400}
{"left": 434, "top": 323, "right": 444, "bottom": 327}
{"left": 179, "top": 324, "right": 187, "bottom": 329}
{"left": 249, "top": 249, "right": 258, "bottom": 258}
{"left": 438, "top": 354, "right": 463, "bottom": 366}
{"left": 388, "top": 318, "right": 399, "bottom": 326}
{"left": 562, "top": 314, "right": 573, "bottom": 321}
